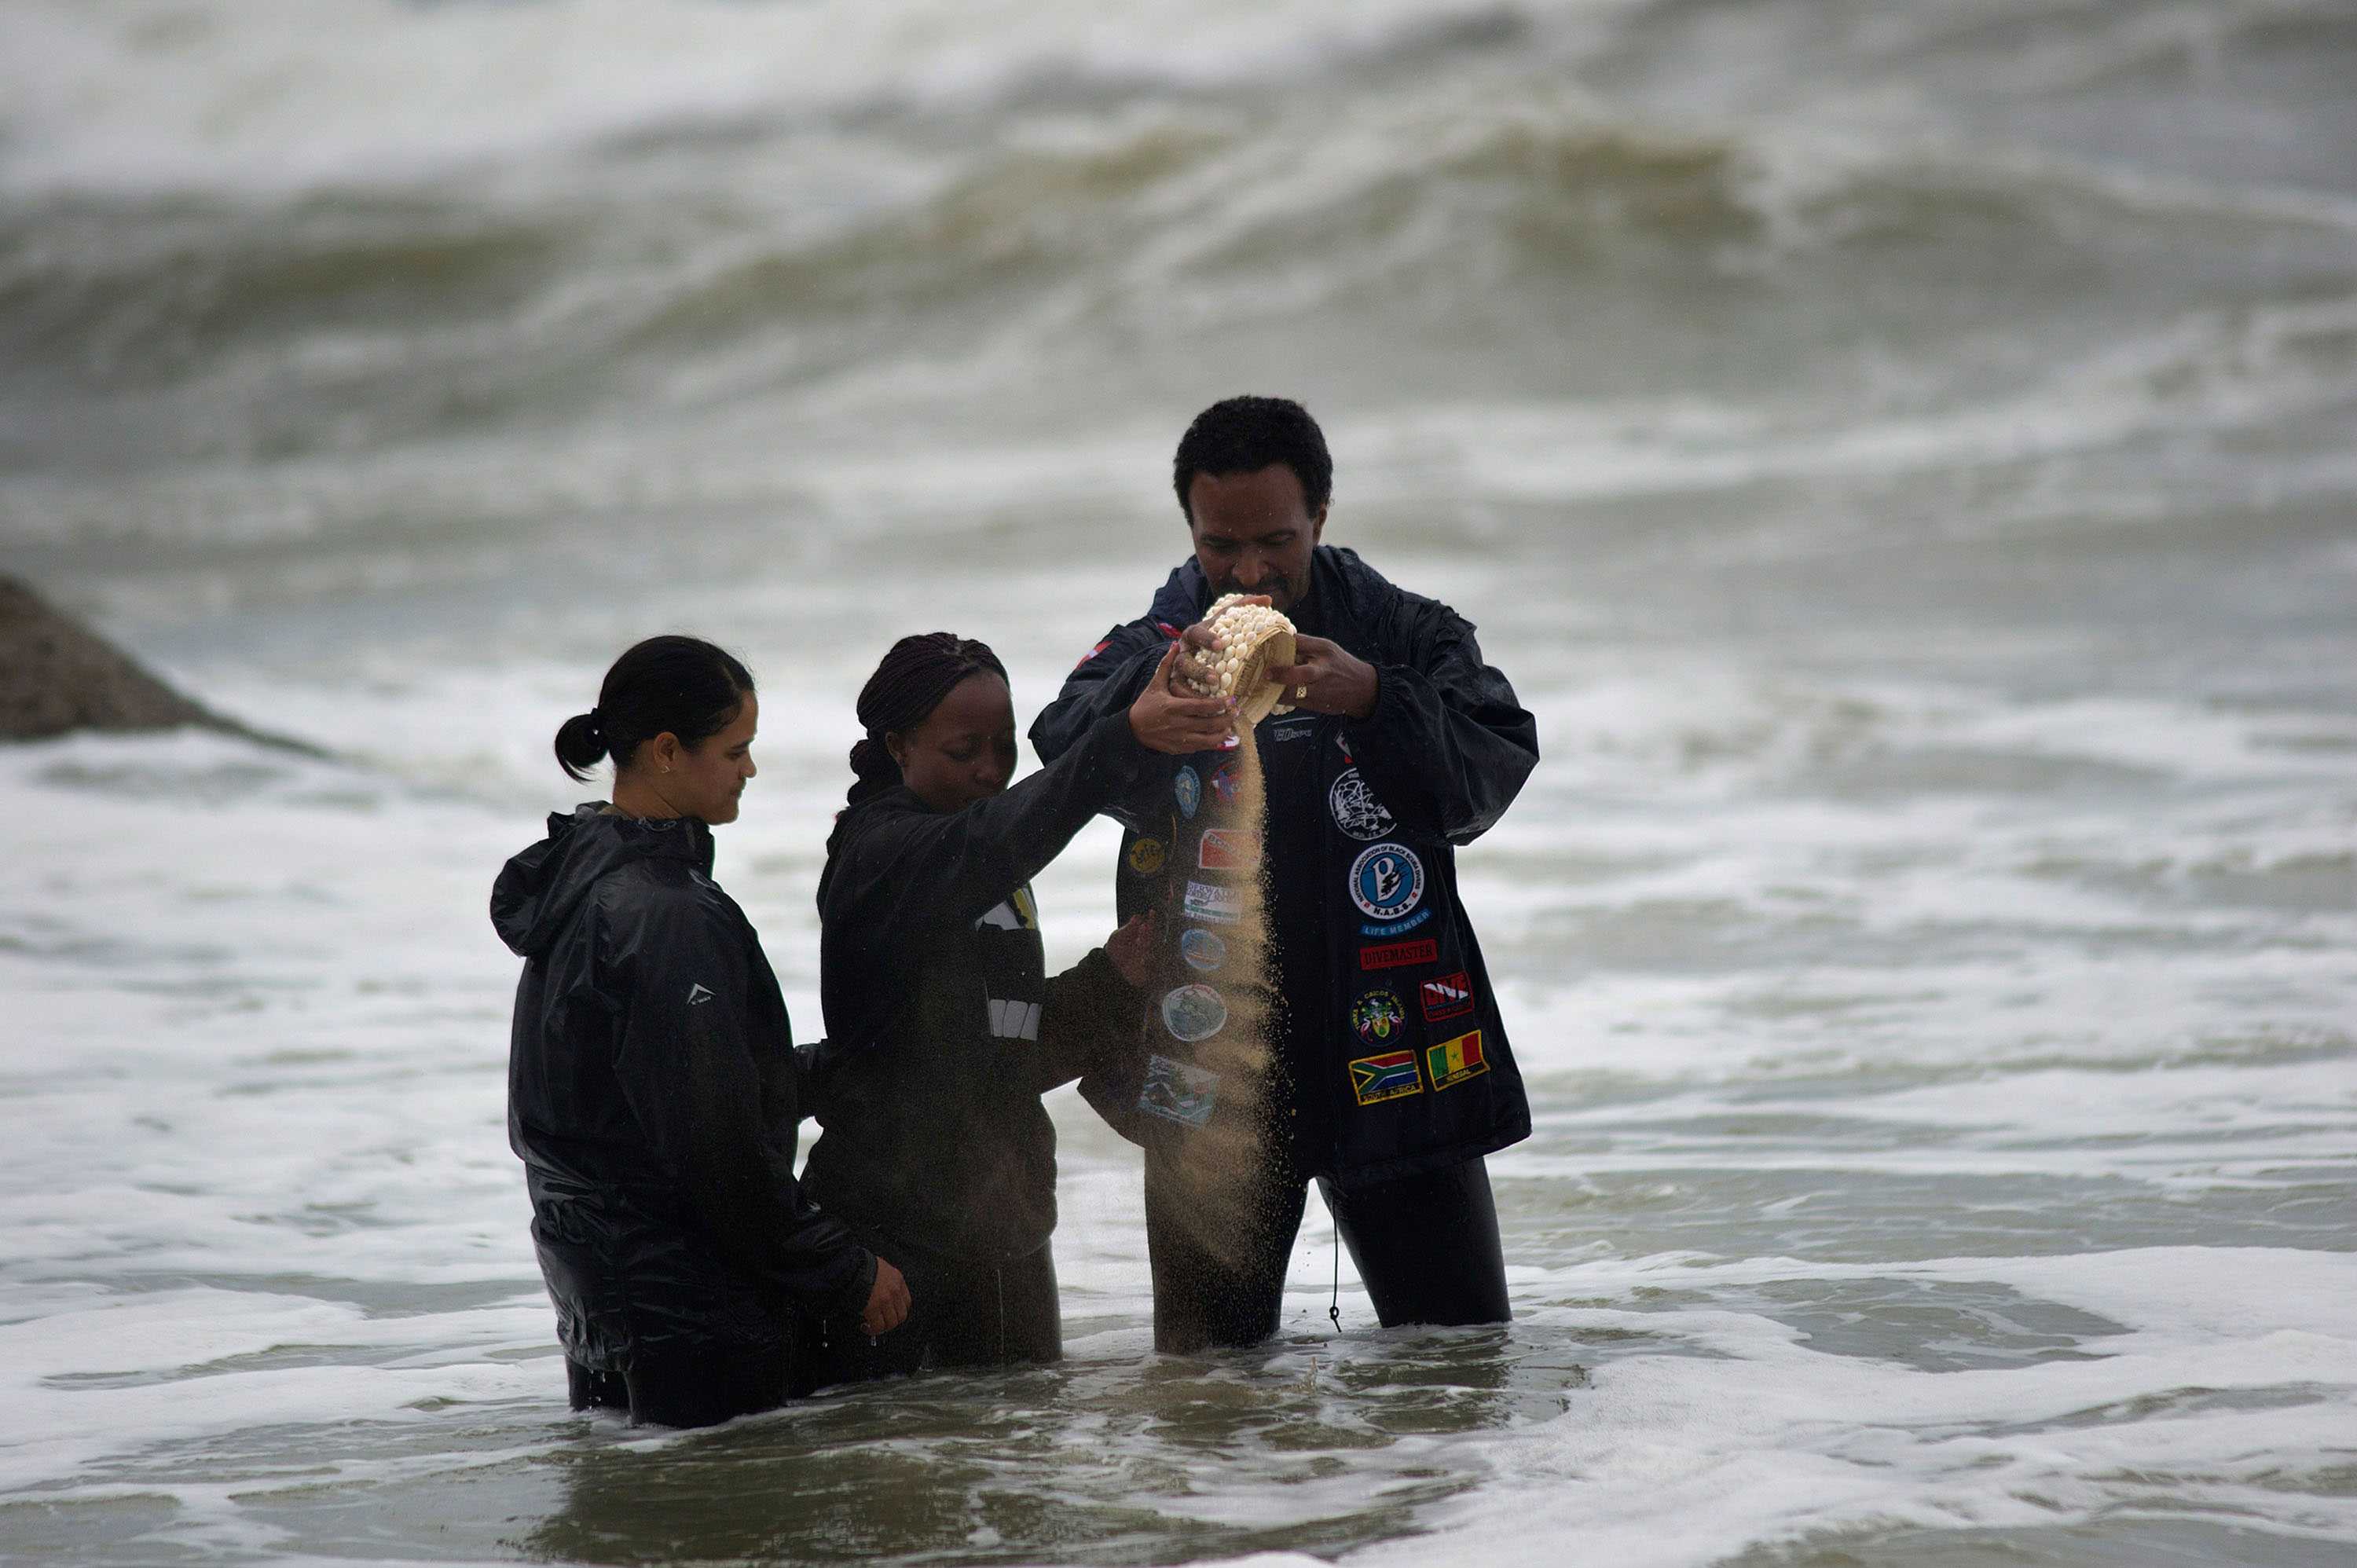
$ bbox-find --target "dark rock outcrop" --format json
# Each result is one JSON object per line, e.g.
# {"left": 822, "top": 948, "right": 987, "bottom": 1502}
{"left": 0, "top": 576, "right": 317, "bottom": 752}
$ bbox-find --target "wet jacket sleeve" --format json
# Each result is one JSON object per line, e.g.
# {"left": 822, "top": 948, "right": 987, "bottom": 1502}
{"left": 1033, "top": 947, "right": 1145, "bottom": 1096}
{"left": 610, "top": 891, "right": 876, "bottom": 1318}
{"left": 1030, "top": 618, "right": 1173, "bottom": 764}
{"left": 845, "top": 711, "right": 1146, "bottom": 935}
{"left": 1340, "top": 603, "right": 1539, "bottom": 844}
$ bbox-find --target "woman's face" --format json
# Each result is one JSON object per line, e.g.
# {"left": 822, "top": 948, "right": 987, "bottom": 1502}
{"left": 890, "top": 672, "right": 1017, "bottom": 813}
{"left": 643, "top": 693, "right": 760, "bottom": 824}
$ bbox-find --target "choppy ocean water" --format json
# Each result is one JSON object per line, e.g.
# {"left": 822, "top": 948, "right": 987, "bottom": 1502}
{"left": 2, "top": 2, "right": 2352, "bottom": 1564}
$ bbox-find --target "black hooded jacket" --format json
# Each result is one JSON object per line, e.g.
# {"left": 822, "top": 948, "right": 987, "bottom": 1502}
{"left": 1031, "top": 546, "right": 1539, "bottom": 1188}
{"left": 493, "top": 807, "right": 874, "bottom": 1370}
{"left": 800, "top": 712, "right": 1147, "bottom": 1265}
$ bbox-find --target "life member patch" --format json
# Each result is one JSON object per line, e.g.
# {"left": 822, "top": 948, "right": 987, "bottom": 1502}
{"left": 1329, "top": 768, "right": 1393, "bottom": 841}
{"left": 1348, "top": 1050, "right": 1422, "bottom": 1106}
{"left": 1198, "top": 828, "right": 1261, "bottom": 872}
{"left": 1183, "top": 880, "right": 1242, "bottom": 925}
{"left": 1350, "top": 843, "right": 1424, "bottom": 922}
{"left": 1175, "top": 766, "right": 1201, "bottom": 820}
{"left": 1420, "top": 972, "right": 1475, "bottom": 1023}
{"left": 1426, "top": 1029, "right": 1488, "bottom": 1091}
{"left": 1160, "top": 984, "right": 1228, "bottom": 1043}
{"left": 1179, "top": 928, "right": 1228, "bottom": 973}
{"left": 1138, "top": 1054, "right": 1219, "bottom": 1127}
{"left": 1351, "top": 989, "right": 1407, "bottom": 1045}
{"left": 1359, "top": 938, "right": 1439, "bottom": 971}
{"left": 1127, "top": 837, "right": 1168, "bottom": 876}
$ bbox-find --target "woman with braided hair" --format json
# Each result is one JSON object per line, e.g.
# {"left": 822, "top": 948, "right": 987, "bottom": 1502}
{"left": 796, "top": 630, "right": 1228, "bottom": 1384}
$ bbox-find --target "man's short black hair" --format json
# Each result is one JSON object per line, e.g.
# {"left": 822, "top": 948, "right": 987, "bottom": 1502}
{"left": 1172, "top": 396, "right": 1332, "bottom": 521}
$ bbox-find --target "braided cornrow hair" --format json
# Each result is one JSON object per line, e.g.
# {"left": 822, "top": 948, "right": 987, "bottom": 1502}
{"left": 844, "top": 632, "right": 1010, "bottom": 808}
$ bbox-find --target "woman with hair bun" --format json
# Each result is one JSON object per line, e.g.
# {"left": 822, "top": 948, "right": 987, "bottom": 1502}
{"left": 796, "top": 630, "right": 1228, "bottom": 1386}
{"left": 493, "top": 634, "right": 911, "bottom": 1427}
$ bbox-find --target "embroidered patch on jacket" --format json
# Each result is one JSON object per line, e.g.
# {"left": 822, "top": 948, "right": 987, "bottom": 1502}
{"left": 1127, "top": 837, "right": 1168, "bottom": 876}
{"left": 1183, "top": 880, "right": 1242, "bottom": 925}
{"left": 1329, "top": 768, "right": 1394, "bottom": 841}
{"left": 1160, "top": 984, "right": 1228, "bottom": 1043}
{"left": 1349, "top": 1050, "right": 1423, "bottom": 1106}
{"left": 1351, "top": 989, "right": 1407, "bottom": 1045}
{"left": 1208, "top": 762, "right": 1241, "bottom": 806}
{"left": 1138, "top": 1054, "right": 1219, "bottom": 1127}
{"left": 1349, "top": 843, "right": 1424, "bottom": 922}
{"left": 1359, "top": 938, "right": 1439, "bottom": 970}
{"left": 1420, "top": 971, "right": 1475, "bottom": 1023}
{"left": 685, "top": 983, "right": 715, "bottom": 1006}
{"left": 1361, "top": 910, "right": 1434, "bottom": 938}
{"left": 1073, "top": 638, "right": 1110, "bottom": 670}
{"left": 1426, "top": 1029, "right": 1488, "bottom": 1091}
{"left": 1198, "top": 828, "right": 1262, "bottom": 872}
{"left": 1175, "top": 766, "right": 1201, "bottom": 820}
{"left": 1179, "top": 928, "right": 1228, "bottom": 973}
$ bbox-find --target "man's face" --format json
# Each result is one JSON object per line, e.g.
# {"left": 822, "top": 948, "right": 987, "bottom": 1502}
{"left": 1186, "top": 464, "right": 1325, "bottom": 615}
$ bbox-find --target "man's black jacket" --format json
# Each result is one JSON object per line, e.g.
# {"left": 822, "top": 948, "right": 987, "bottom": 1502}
{"left": 493, "top": 807, "right": 874, "bottom": 1371}
{"left": 801, "top": 712, "right": 1146, "bottom": 1265}
{"left": 1031, "top": 545, "right": 1538, "bottom": 1188}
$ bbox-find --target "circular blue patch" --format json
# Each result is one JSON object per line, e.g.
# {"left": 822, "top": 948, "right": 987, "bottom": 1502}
{"left": 1179, "top": 928, "right": 1228, "bottom": 973}
{"left": 1348, "top": 842, "right": 1424, "bottom": 922}
{"left": 1175, "top": 766, "right": 1201, "bottom": 820}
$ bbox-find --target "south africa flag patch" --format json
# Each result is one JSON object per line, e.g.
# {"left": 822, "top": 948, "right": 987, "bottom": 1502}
{"left": 1348, "top": 1050, "right": 1423, "bottom": 1106}
{"left": 1425, "top": 1029, "right": 1487, "bottom": 1091}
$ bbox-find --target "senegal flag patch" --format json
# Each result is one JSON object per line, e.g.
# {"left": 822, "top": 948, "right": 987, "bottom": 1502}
{"left": 1348, "top": 1050, "right": 1422, "bottom": 1106}
{"left": 1425, "top": 1029, "right": 1488, "bottom": 1091}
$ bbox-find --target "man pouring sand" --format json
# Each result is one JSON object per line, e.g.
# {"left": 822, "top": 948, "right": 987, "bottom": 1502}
{"left": 1035, "top": 396, "right": 1540, "bottom": 1352}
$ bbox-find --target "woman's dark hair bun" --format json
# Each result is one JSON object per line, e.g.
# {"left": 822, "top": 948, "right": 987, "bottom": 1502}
{"left": 553, "top": 712, "right": 608, "bottom": 782}
{"left": 554, "top": 636, "right": 754, "bottom": 785}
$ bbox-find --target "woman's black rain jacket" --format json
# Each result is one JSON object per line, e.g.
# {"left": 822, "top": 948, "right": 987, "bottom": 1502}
{"left": 493, "top": 807, "right": 874, "bottom": 1373}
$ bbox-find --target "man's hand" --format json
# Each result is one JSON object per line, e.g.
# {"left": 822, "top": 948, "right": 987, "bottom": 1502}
{"left": 1266, "top": 635, "right": 1380, "bottom": 720}
{"left": 1103, "top": 910, "right": 1156, "bottom": 989}
{"left": 1178, "top": 594, "right": 1274, "bottom": 666}
{"left": 862, "top": 1258, "right": 911, "bottom": 1336}
{"left": 1130, "top": 639, "right": 1237, "bottom": 755}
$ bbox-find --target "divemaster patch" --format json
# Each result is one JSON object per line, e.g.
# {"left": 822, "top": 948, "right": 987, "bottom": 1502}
{"left": 1175, "top": 766, "right": 1201, "bottom": 820}
{"left": 1127, "top": 837, "right": 1168, "bottom": 876}
{"left": 1160, "top": 983, "right": 1229, "bottom": 1042}
{"left": 1138, "top": 1054, "right": 1219, "bottom": 1127}
{"left": 1329, "top": 768, "right": 1394, "bottom": 841}
{"left": 1419, "top": 971, "right": 1475, "bottom": 1022}
{"left": 1348, "top": 1050, "right": 1422, "bottom": 1106}
{"left": 1198, "top": 828, "right": 1262, "bottom": 872}
{"left": 1179, "top": 927, "right": 1228, "bottom": 973}
{"left": 1426, "top": 1028, "right": 1488, "bottom": 1090}
{"left": 1359, "top": 938, "right": 1439, "bottom": 970}
{"left": 1349, "top": 843, "right": 1424, "bottom": 922}
{"left": 1183, "top": 880, "right": 1242, "bottom": 925}
{"left": 1351, "top": 989, "right": 1407, "bottom": 1045}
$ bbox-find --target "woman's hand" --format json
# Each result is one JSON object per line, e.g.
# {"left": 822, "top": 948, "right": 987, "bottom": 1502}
{"left": 862, "top": 1257, "right": 911, "bottom": 1336}
{"left": 1128, "top": 639, "right": 1236, "bottom": 755}
{"left": 1104, "top": 910, "right": 1156, "bottom": 989}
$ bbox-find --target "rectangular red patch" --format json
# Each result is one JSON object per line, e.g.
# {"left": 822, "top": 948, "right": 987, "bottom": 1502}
{"left": 1419, "top": 971, "right": 1475, "bottom": 1022}
{"left": 1359, "top": 939, "right": 1439, "bottom": 971}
